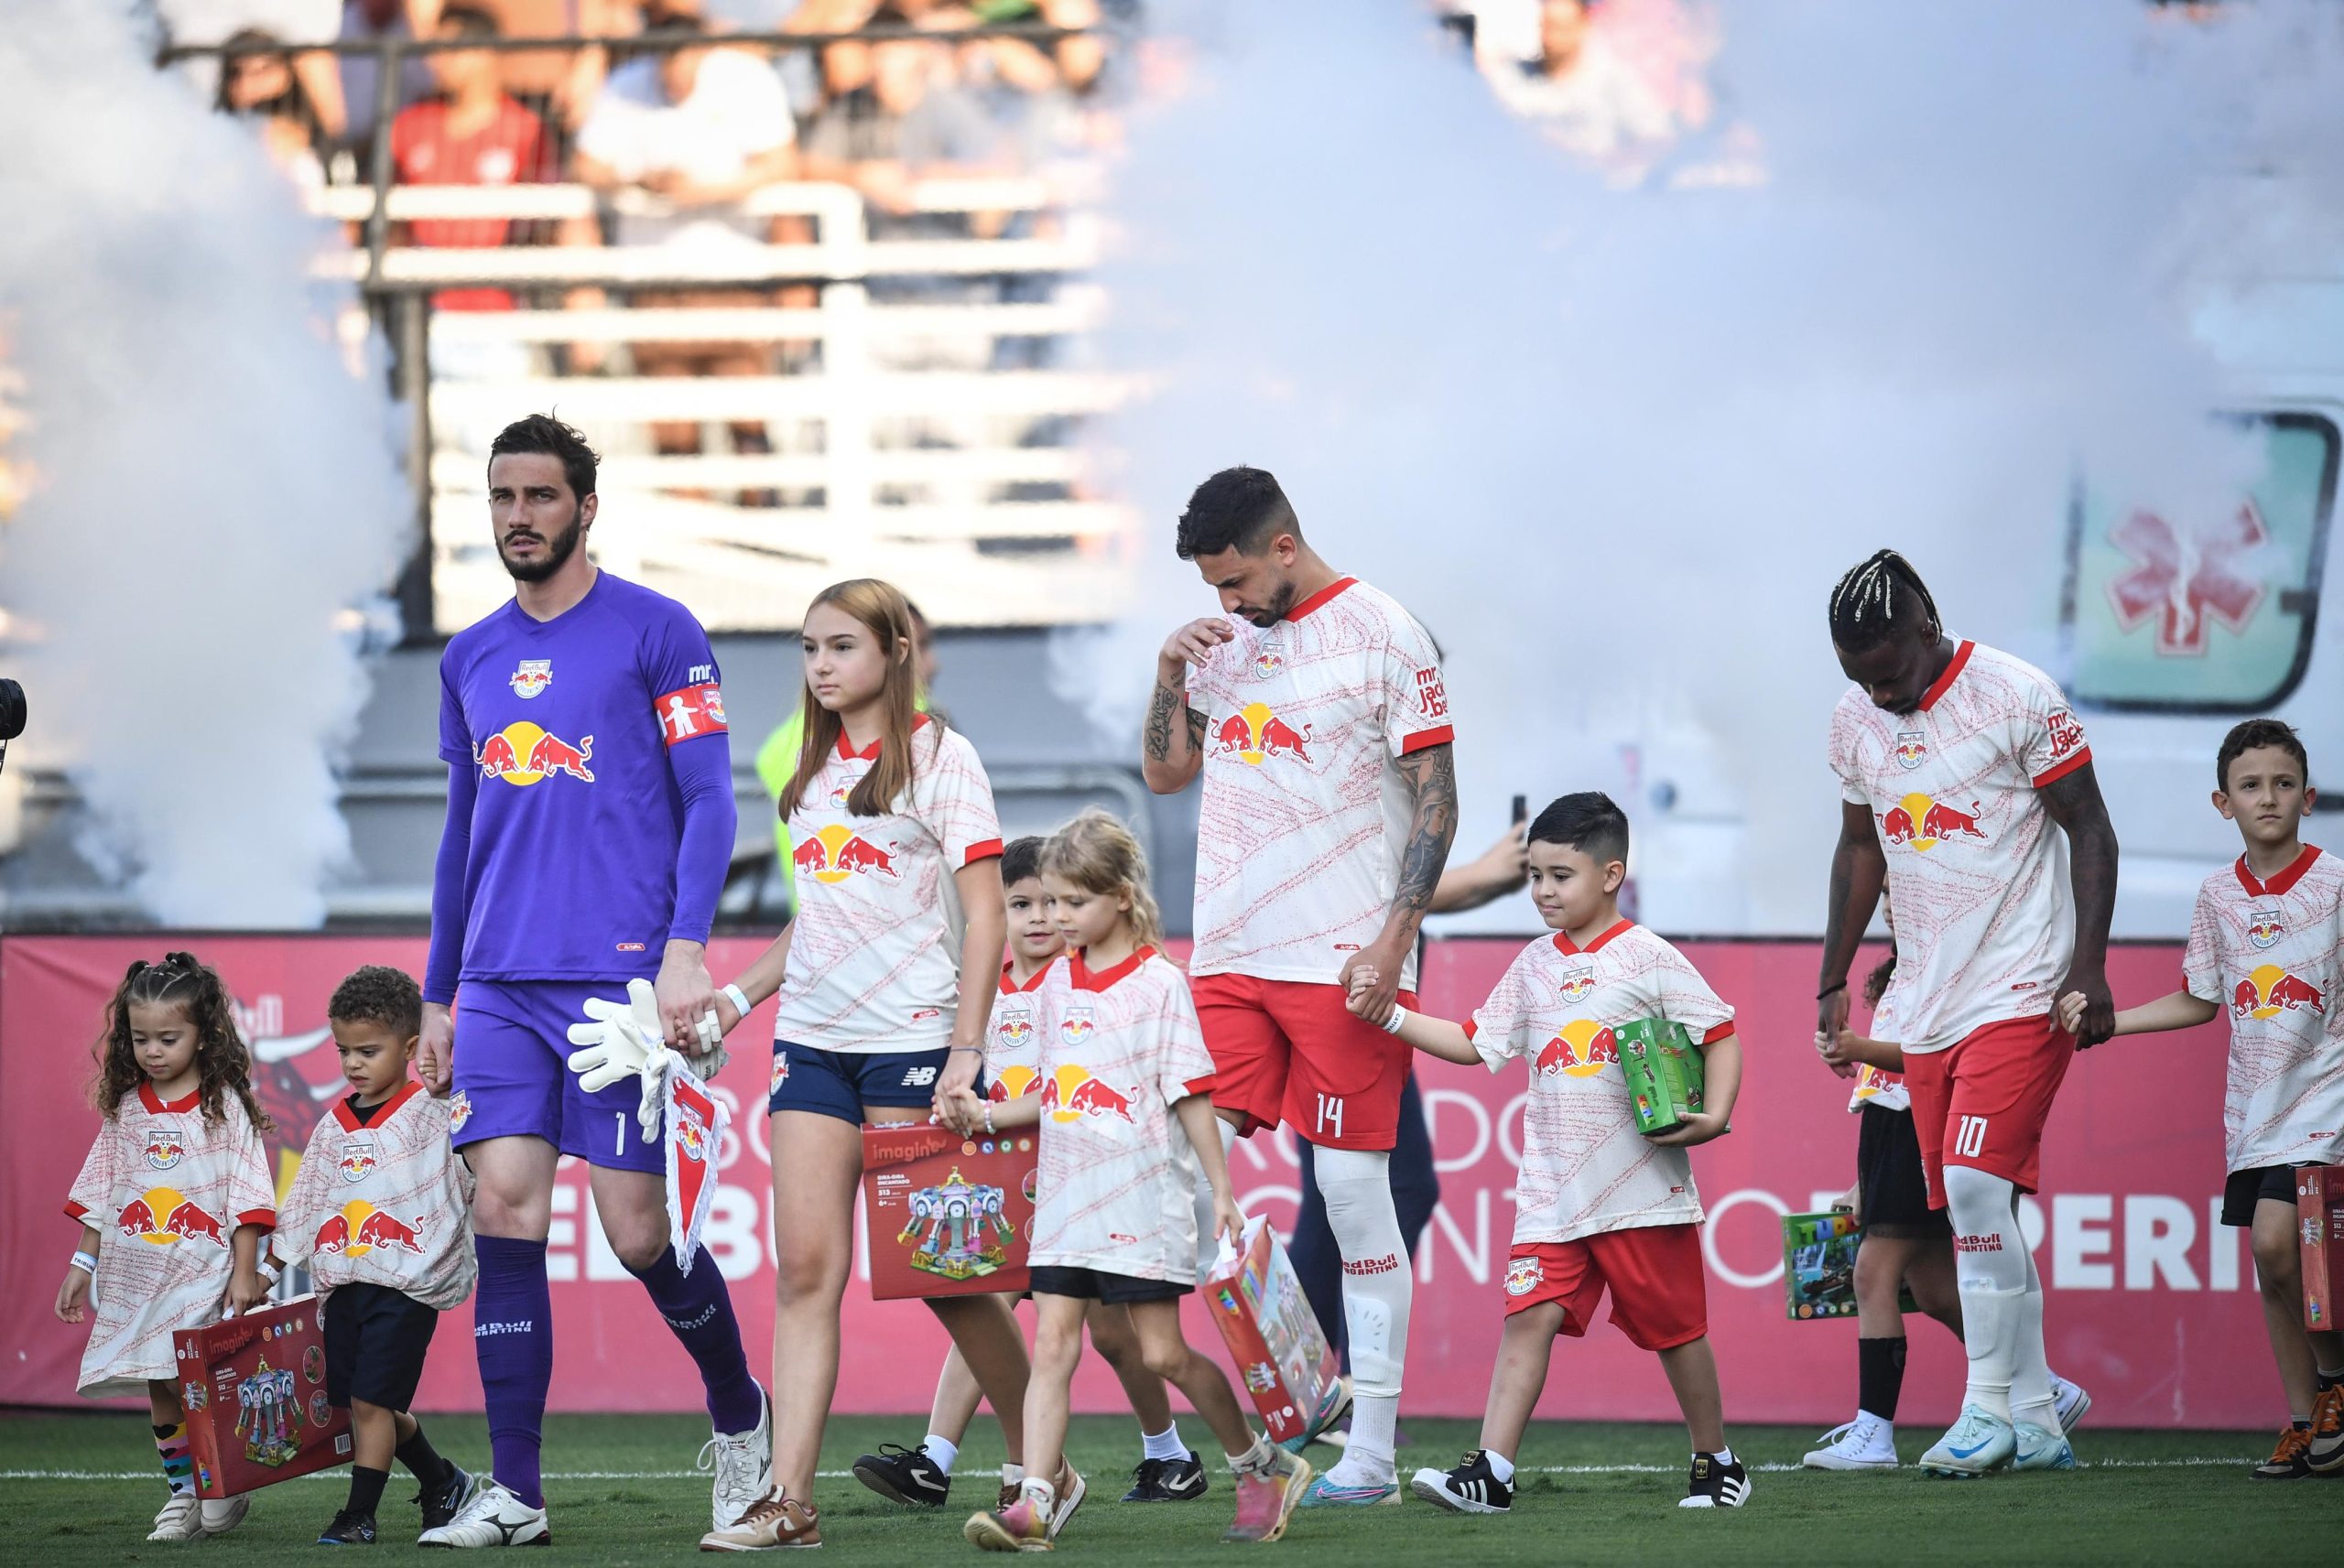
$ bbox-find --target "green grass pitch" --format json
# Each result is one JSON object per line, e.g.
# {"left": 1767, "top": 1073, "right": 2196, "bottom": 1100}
{"left": 0, "top": 1411, "right": 2326, "bottom": 1565}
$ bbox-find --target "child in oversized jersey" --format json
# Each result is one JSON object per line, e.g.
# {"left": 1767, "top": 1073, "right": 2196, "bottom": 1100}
{"left": 266, "top": 966, "right": 481, "bottom": 1545}
{"left": 55, "top": 954, "right": 276, "bottom": 1543}
{"left": 2059, "top": 719, "right": 2344, "bottom": 1477}
{"left": 953, "top": 811, "right": 1314, "bottom": 1552}
{"left": 1347, "top": 793, "right": 1753, "bottom": 1513}
{"left": 852, "top": 838, "right": 1200, "bottom": 1512}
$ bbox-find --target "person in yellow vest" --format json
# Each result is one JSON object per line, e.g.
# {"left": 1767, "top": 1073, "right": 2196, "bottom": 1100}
{"left": 755, "top": 600, "right": 940, "bottom": 910}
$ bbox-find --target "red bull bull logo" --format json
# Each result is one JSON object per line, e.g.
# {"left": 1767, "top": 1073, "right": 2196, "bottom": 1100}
{"left": 1894, "top": 731, "right": 1928, "bottom": 771}
{"left": 121, "top": 1187, "right": 229, "bottom": 1246}
{"left": 145, "top": 1126, "right": 187, "bottom": 1171}
{"left": 2248, "top": 908, "right": 2285, "bottom": 950}
{"left": 1059, "top": 1006, "right": 1097, "bottom": 1045}
{"left": 1556, "top": 961, "right": 1596, "bottom": 1003}
{"left": 1213, "top": 702, "right": 1314, "bottom": 767}
{"left": 2232, "top": 963, "right": 2327, "bottom": 1022}
{"left": 449, "top": 1090, "right": 472, "bottom": 1133}
{"left": 475, "top": 721, "right": 595, "bottom": 786}
{"left": 796, "top": 824, "right": 901, "bottom": 885}
{"left": 770, "top": 1053, "right": 790, "bottom": 1096}
{"left": 1043, "top": 1065, "right": 1137, "bottom": 1123}
{"left": 1503, "top": 1256, "right": 1543, "bottom": 1296}
{"left": 337, "top": 1200, "right": 427, "bottom": 1257}
{"left": 1879, "top": 793, "right": 1988, "bottom": 852}
{"left": 1532, "top": 1019, "right": 1618, "bottom": 1078}
{"left": 313, "top": 1213, "right": 352, "bottom": 1255}
{"left": 989, "top": 1065, "right": 1040, "bottom": 1103}
{"left": 675, "top": 1103, "right": 711, "bottom": 1162}
{"left": 509, "top": 659, "right": 552, "bottom": 698}
{"left": 1253, "top": 647, "right": 1285, "bottom": 679}
{"left": 995, "top": 1012, "right": 1036, "bottom": 1052}
{"left": 335, "top": 1137, "right": 378, "bottom": 1184}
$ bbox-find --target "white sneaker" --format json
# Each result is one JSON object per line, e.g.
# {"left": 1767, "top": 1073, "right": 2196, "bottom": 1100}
{"left": 418, "top": 1477, "right": 550, "bottom": 1549}
{"left": 147, "top": 1495, "right": 202, "bottom": 1541}
{"left": 699, "top": 1384, "right": 776, "bottom": 1531}
{"left": 198, "top": 1494, "right": 252, "bottom": 1537}
{"left": 2052, "top": 1376, "right": 2090, "bottom": 1435}
{"left": 1802, "top": 1414, "right": 1897, "bottom": 1471}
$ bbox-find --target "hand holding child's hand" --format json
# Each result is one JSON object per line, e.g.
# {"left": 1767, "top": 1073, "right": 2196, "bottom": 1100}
{"left": 55, "top": 1267, "right": 89, "bottom": 1324}
{"left": 1814, "top": 1028, "right": 1861, "bottom": 1078}
{"left": 1644, "top": 1110, "right": 1728, "bottom": 1149}
{"left": 1343, "top": 965, "right": 1384, "bottom": 1020}
{"left": 2055, "top": 989, "right": 2089, "bottom": 1036}
{"left": 226, "top": 1263, "right": 270, "bottom": 1315}
{"left": 932, "top": 1087, "right": 985, "bottom": 1136}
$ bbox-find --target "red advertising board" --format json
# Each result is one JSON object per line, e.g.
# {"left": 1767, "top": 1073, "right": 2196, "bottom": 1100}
{"left": 0, "top": 934, "right": 2269, "bottom": 1428}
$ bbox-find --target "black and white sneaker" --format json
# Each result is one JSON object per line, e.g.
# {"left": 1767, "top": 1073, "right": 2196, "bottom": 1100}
{"left": 1122, "top": 1452, "right": 1209, "bottom": 1501}
{"left": 852, "top": 1442, "right": 952, "bottom": 1508}
{"left": 1409, "top": 1450, "right": 1513, "bottom": 1514}
{"left": 418, "top": 1463, "right": 479, "bottom": 1534}
{"left": 1678, "top": 1453, "right": 1753, "bottom": 1509}
{"left": 318, "top": 1509, "right": 378, "bottom": 1545}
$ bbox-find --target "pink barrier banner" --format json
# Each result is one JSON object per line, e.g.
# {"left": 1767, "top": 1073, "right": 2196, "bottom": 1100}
{"left": 0, "top": 935, "right": 2261, "bottom": 1427}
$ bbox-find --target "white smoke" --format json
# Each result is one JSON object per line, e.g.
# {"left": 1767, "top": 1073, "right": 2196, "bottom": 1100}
{"left": 1060, "top": 0, "right": 2343, "bottom": 933}
{"left": 0, "top": 3, "right": 410, "bottom": 925}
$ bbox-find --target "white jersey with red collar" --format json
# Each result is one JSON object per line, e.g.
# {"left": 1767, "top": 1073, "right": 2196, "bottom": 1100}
{"left": 1027, "top": 946, "right": 1219, "bottom": 1281}
{"left": 1829, "top": 639, "right": 2091, "bottom": 1054}
{"left": 2184, "top": 846, "right": 2344, "bottom": 1172}
{"left": 772, "top": 717, "right": 1004, "bottom": 1054}
{"left": 272, "top": 1083, "right": 478, "bottom": 1310}
{"left": 1186, "top": 577, "right": 1453, "bottom": 989}
{"left": 65, "top": 1084, "right": 277, "bottom": 1397}
{"left": 986, "top": 958, "right": 1055, "bottom": 1102}
{"left": 1848, "top": 978, "right": 1913, "bottom": 1114}
{"left": 1466, "top": 921, "right": 1734, "bottom": 1245}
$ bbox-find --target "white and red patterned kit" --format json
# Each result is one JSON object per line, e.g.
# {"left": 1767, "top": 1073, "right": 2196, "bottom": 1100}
{"left": 1027, "top": 947, "right": 1220, "bottom": 1282}
{"left": 273, "top": 1083, "right": 477, "bottom": 1310}
{"left": 772, "top": 717, "right": 1004, "bottom": 1053}
{"left": 985, "top": 959, "right": 1056, "bottom": 1103}
{"left": 1848, "top": 980, "right": 1913, "bottom": 1114}
{"left": 65, "top": 1085, "right": 276, "bottom": 1397}
{"left": 1185, "top": 578, "right": 1453, "bottom": 989}
{"left": 1829, "top": 640, "right": 2091, "bottom": 1054}
{"left": 1467, "top": 921, "right": 1734, "bottom": 1245}
{"left": 2184, "top": 846, "right": 2344, "bottom": 1172}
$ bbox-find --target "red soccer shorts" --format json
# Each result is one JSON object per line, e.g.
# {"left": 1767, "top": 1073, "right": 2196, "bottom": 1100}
{"left": 1189, "top": 974, "right": 1414, "bottom": 1151}
{"left": 1502, "top": 1225, "right": 1708, "bottom": 1351}
{"left": 1902, "top": 1013, "right": 2075, "bottom": 1209}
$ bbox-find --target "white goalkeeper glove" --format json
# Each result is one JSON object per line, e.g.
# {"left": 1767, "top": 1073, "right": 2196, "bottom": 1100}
{"left": 565, "top": 978, "right": 679, "bottom": 1143}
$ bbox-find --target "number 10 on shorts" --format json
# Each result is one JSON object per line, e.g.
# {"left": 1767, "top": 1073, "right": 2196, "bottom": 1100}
{"left": 1953, "top": 1114, "right": 1989, "bottom": 1160}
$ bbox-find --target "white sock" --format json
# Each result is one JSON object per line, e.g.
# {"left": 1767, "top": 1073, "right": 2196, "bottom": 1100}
{"left": 923, "top": 1433, "right": 959, "bottom": 1476}
{"left": 1225, "top": 1434, "right": 1273, "bottom": 1475}
{"left": 1002, "top": 1462, "right": 1026, "bottom": 1487}
{"left": 1482, "top": 1450, "right": 1515, "bottom": 1484}
{"left": 1334, "top": 1393, "right": 1399, "bottom": 1485}
{"left": 1312, "top": 1146, "right": 1411, "bottom": 1485}
{"left": 1142, "top": 1424, "right": 1187, "bottom": 1463}
{"left": 1018, "top": 1476, "right": 1056, "bottom": 1517}
{"left": 2009, "top": 1249, "right": 2058, "bottom": 1432}
{"left": 1703, "top": 1445, "right": 1736, "bottom": 1465}
{"left": 1943, "top": 1164, "right": 2029, "bottom": 1422}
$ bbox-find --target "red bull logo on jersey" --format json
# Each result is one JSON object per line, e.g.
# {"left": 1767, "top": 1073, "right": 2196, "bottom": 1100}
{"left": 1058, "top": 1004, "right": 1097, "bottom": 1045}
{"left": 988, "top": 1065, "right": 1040, "bottom": 1103}
{"left": 1556, "top": 960, "right": 1597, "bottom": 1003}
{"left": 335, "top": 1199, "right": 427, "bottom": 1258}
{"left": 120, "top": 1187, "right": 229, "bottom": 1247}
{"left": 335, "top": 1137, "right": 378, "bottom": 1184}
{"left": 449, "top": 1090, "right": 472, "bottom": 1133}
{"left": 1894, "top": 731, "right": 1927, "bottom": 771}
{"left": 1534, "top": 1019, "right": 1618, "bottom": 1078}
{"left": 1213, "top": 702, "right": 1314, "bottom": 767}
{"left": 509, "top": 659, "right": 552, "bottom": 698}
{"left": 475, "top": 721, "right": 595, "bottom": 785}
{"left": 1253, "top": 646, "right": 1285, "bottom": 679}
{"left": 1041, "top": 1065, "right": 1137, "bottom": 1124}
{"left": 795, "top": 823, "right": 902, "bottom": 884}
{"left": 145, "top": 1126, "right": 188, "bottom": 1171}
{"left": 1878, "top": 793, "right": 1988, "bottom": 852}
{"left": 2231, "top": 964, "right": 2326, "bottom": 1022}
{"left": 770, "top": 1052, "right": 790, "bottom": 1097}
{"left": 2248, "top": 908, "right": 2285, "bottom": 950}
{"left": 1503, "top": 1256, "right": 1543, "bottom": 1296}
{"left": 995, "top": 1009, "right": 1036, "bottom": 1052}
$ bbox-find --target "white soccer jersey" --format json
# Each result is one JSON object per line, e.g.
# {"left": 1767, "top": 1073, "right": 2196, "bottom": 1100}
{"left": 2183, "top": 847, "right": 2344, "bottom": 1173}
{"left": 1848, "top": 977, "right": 1913, "bottom": 1114}
{"left": 1467, "top": 921, "right": 1735, "bottom": 1245}
{"left": 1186, "top": 578, "right": 1454, "bottom": 989}
{"left": 773, "top": 717, "right": 1004, "bottom": 1053}
{"left": 986, "top": 960, "right": 1054, "bottom": 1103}
{"left": 65, "top": 1085, "right": 276, "bottom": 1397}
{"left": 1829, "top": 640, "right": 2091, "bottom": 1054}
{"left": 273, "top": 1084, "right": 478, "bottom": 1311}
{"left": 1027, "top": 947, "right": 1220, "bottom": 1281}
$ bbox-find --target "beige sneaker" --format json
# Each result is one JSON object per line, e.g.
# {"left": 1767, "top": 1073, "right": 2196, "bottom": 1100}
{"left": 1045, "top": 1463, "right": 1085, "bottom": 1543}
{"left": 699, "top": 1489, "right": 820, "bottom": 1552}
{"left": 199, "top": 1494, "right": 252, "bottom": 1537}
{"left": 963, "top": 1497, "right": 1050, "bottom": 1552}
{"left": 147, "top": 1495, "right": 202, "bottom": 1541}
{"left": 1227, "top": 1447, "right": 1311, "bottom": 1543}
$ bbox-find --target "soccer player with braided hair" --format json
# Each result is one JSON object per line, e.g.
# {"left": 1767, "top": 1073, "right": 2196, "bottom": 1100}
{"left": 1818, "top": 549, "right": 2118, "bottom": 1477}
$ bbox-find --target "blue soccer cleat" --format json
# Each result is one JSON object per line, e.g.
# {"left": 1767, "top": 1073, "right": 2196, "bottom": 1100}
{"left": 1918, "top": 1405, "right": 2015, "bottom": 1478}
{"left": 1297, "top": 1472, "right": 1400, "bottom": 1508}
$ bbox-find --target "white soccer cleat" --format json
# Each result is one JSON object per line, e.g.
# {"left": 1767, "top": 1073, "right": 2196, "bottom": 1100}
{"left": 1917, "top": 1405, "right": 2016, "bottom": 1478}
{"left": 1802, "top": 1415, "right": 1897, "bottom": 1471}
{"left": 2010, "top": 1422, "right": 2078, "bottom": 1472}
{"left": 2052, "top": 1376, "right": 2090, "bottom": 1435}
{"left": 418, "top": 1477, "right": 550, "bottom": 1548}
{"left": 198, "top": 1494, "right": 252, "bottom": 1536}
{"left": 700, "top": 1384, "right": 776, "bottom": 1531}
{"left": 147, "top": 1495, "right": 202, "bottom": 1541}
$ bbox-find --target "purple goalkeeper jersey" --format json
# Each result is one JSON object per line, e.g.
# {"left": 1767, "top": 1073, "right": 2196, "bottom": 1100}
{"left": 434, "top": 571, "right": 733, "bottom": 985}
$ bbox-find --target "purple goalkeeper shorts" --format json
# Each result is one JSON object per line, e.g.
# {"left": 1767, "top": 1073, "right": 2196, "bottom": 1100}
{"left": 450, "top": 979, "right": 664, "bottom": 1173}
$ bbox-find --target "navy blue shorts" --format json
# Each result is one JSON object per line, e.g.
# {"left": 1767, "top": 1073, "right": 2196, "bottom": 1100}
{"left": 768, "top": 1042, "right": 963, "bottom": 1124}
{"left": 450, "top": 979, "right": 664, "bottom": 1173}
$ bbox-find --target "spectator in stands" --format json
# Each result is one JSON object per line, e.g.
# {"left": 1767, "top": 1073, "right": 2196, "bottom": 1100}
{"left": 215, "top": 29, "right": 332, "bottom": 190}
{"left": 163, "top": 0, "right": 352, "bottom": 144}
{"left": 798, "top": 2, "right": 1009, "bottom": 221}
{"left": 338, "top": 0, "right": 438, "bottom": 157}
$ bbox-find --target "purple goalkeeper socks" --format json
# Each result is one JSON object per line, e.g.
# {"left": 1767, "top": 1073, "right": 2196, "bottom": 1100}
{"left": 627, "top": 1246, "right": 763, "bottom": 1434}
{"left": 473, "top": 1234, "right": 553, "bottom": 1509}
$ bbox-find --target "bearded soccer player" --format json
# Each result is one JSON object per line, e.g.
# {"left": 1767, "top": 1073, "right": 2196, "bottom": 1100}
{"left": 1818, "top": 549, "right": 2116, "bottom": 1478}
{"left": 415, "top": 415, "right": 770, "bottom": 1546}
{"left": 1141, "top": 465, "right": 1458, "bottom": 1506}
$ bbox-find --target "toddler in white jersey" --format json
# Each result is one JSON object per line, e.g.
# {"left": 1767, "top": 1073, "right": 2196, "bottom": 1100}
{"left": 1348, "top": 794, "right": 1752, "bottom": 1513}
{"left": 2059, "top": 719, "right": 2344, "bottom": 1477}
{"left": 266, "top": 966, "right": 480, "bottom": 1544}
{"left": 952, "top": 811, "right": 1313, "bottom": 1552}
{"left": 54, "top": 953, "right": 276, "bottom": 1543}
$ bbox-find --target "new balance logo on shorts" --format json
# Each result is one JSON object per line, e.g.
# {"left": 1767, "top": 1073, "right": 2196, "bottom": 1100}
{"left": 900, "top": 1065, "right": 939, "bottom": 1087}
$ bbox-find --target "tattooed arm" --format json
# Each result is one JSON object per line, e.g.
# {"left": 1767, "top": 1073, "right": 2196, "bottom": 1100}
{"left": 2038, "top": 760, "right": 2120, "bottom": 1047}
{"left": 1340, "top": 741, "right": 1458, "bottom": 1021}
{"left": 1142, "top": 617, "right": 1233, "bottom": 794}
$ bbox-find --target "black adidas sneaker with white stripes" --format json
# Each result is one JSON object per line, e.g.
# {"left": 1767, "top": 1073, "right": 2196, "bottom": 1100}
{"left": 1679, "top": 1452, "right": 1752, "bottom": 1509}
{"left": 1408, "top": 1450, "right": 1513, "bottom": 1514}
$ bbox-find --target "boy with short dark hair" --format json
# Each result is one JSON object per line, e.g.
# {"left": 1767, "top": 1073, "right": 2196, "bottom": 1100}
{"left": 2059, "top": 719, "right": 2344, "bottom": 1477}
{"left": 269, "top": 965, "right": 481, "bottom": 1544}
{"left": 1346, "top": 792, "right": 1750, "bottom": 1511}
